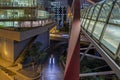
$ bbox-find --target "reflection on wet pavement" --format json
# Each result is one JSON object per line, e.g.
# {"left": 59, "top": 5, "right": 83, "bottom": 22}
{"left": 41, "top": 57, "right": 64, "bottom": 80}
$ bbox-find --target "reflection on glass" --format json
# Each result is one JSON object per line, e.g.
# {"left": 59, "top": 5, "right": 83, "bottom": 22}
{"left": 84, "top": 19, "right": 89, "bottom": 29}
{"left": 0, "top": 0, "right": 37, "bottom": 7}
{"left": 0, "top": 9, "right": 49, "bottom": 20}
{"left": 82, "top": 19, "right": 86, "bottom": 27}
{"left": 81, "top": 18, "right": 84, "bottom": 26}
{"left": 0, "top": 20, "right": 51, "bottom": 28}
{"left": 101, "top": 24, "right": 120, "bottom": 53}
{"left": 98, "top": 2, "right": 112, "bottom": 22}
{"left": 87, "top": 7, "right": 94, "bottom": 19}
{"left": 92, "top": 5, "right": 100, "bottom": 20}
{"left": 0, "top": 9, "right": 35, "bottom": 19}
{"left": 38, "top": 10, "right": 49, "bottom": 19}
{"left": 93, "top": 22, "right": 105, "bottom": 39}
{"left": 84, "top": 9, "right": 90, "bottom": 18}
{"left": 0, "top": 22, "right": 14, "bottom": 27}
{"left": 88, "top": 20, "right": 95, "bottom": 33}
{"left": 109, "top": 2, "right": 120, "bottom": 25}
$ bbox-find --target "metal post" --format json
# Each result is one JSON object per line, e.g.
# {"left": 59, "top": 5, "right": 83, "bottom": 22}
{"left": 80, "top": 43, "right": 92, "bottom": 62}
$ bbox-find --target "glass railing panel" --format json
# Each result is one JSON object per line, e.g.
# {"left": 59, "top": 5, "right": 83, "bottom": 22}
{"left": 0, "top": 21, "right": 17, "bottom": 27}
{"left": 82, "top": 19, "right": 86, "bottom": 27}
{"left": 101, "top": 24, "right": 120, "bottom": 53}
{"left": 38, "top": 10, "right": 50, "bottom": 19}
{"left": 81, "top": 9, "right": 86, "bottom": 18}
{"left": 0, "top": 0, "right": 37, "bottom": 7}
{"left": 91, "top": 5, "right": 101, "bottom": 20}
{"left": 93, "top": 22, "right": 105, "bottom": 39}
{"left": 84, "top": 8, "right": 90, "bottom": 18}
{"left": 119, "top": 53, "right": 120, "bottom": 59}
{"left": 87, "top": 7, "right": 94, "bottom": 19}
{"left": 84, "top": 19, "right": 89, "bottom": 29}
{"left": 98, "top": 1, "right": 113, "bottom": 22}
{"left": 81, "top": 18, "right": 83, "bottom": 26}
{"left": 109, "top": 2, "right": 120, "bottom": 25}
{"left": 88, "top": 20, "right": 96, "bottom": 33}
{"left": 81, "top": 18, "right": 84, "bottom": 25}
{"left": 0, "top": 9, "right": 35, "bottom": 19}
{"left": 83, "top": 9, "right": 88, "bottom": 18}
{"left": 0, "top": 20, "right": 52, "bottom": 28}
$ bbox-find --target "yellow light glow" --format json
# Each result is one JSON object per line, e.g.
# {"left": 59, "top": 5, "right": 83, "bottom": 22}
{"left": 50, "top": 26, "right": 59, "bottom": 33}
{"left": 4, "top": 41, "right": 8, "bottom": 56}
{"left": 67, "top": 6, "right": 73, "bottom": 18}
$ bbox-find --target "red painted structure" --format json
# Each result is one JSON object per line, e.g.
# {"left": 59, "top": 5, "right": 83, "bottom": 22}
{"left": 64, "top": 0, "right": 80, "bottom": 80}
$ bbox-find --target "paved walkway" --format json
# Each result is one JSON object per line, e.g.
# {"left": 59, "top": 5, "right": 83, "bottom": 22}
{"left": 41, "top": 57, "right": 64, "bottom": 80}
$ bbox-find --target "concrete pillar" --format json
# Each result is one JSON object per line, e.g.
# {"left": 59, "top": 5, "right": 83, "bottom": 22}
{"left": 34, "top": 31, "right": 50, "bottom": 50}
{"left": 0, "top": 38, "right": 14, "bottom": 62}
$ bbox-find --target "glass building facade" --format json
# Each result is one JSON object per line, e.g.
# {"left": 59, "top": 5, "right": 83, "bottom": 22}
{"left": 0, "top": 0, "right": 51, "bottom": 28}
{"left": 0, "top": 0, "right": 37, "bottom": 7}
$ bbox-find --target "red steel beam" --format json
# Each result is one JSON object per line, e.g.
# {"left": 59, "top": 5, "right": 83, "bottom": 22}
{"left": 87, "top": 0, "right": 100, "bottom": 4}
{"left": 87, "top": 0, "right": 96, "bottom": 4}
{"left": 64, "top": 0, "right": 80, "bottom": 80}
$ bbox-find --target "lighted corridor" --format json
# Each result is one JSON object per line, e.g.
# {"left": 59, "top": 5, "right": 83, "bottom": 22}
{"left": 41, "top": 56, "right": 64, "bottom": 80}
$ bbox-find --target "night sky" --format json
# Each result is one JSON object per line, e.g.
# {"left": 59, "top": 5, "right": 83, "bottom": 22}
{"left": 68, "top": 0, "right": 73, "bottom": 6}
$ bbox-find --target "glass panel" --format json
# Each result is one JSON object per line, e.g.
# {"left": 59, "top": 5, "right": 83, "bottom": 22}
{"left": 84, "top": 8, "right": 90, "bottom": 19}
{"left": 82, "top": 19, "right": 86, "bottom": 27}
{"left": 87, "top": 7, "right": 94, "bottom": 19}
{"left": 98, "top": 2, "right": 113, "bottom": 22}
{"left": 101, "top": 24, "right": 120, "bottom": 53}
{"left": 84, "top": 19, "right": 89, "bottom": 29}
{"left": 81, "top": 18, "right": 83, "bottom": 26}
{"left": 81, "top": 9, "right": 86, "bottom": 18}
{"left": 38, "top": 10, "right": 49, "bottom": 19}
{"left": 93, "top": 22, "right": 105, "bottom": 39}
{"left": 91, "top": 5, "right": 100, "bottom": 20}
{"left": 88, "top": 20, "right": 96, "bottom": 33}
{"left": 81, "top": 18, "right": 84, "bottom": 25}
{"left": 81, "top": 18, "right": 83, "bottom": 22}
{"left": 0, "top": 9, "right": 35, "bottom": 19}
{"left": 0, "top": 21, "right": 43, "bottom": 27}
{"left": 109, "top": 2, "right": 120, "bottom": 25}
{"left": 0, "top": 0, "right": 37, "bottom": 7}
{"left": 0, "top": 21, "right": 19, "bottom": 27}
{"left": 82, "top": 9, "right": 87, "bottom": 18}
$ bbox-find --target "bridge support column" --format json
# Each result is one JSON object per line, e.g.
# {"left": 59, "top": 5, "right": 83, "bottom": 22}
{"left": 64, "top": 0, "right": 80, "bottom": 80}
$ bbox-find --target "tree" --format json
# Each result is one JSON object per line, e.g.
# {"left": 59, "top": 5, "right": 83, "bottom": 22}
{"left": 29, "top": 41, "right": 47, "bottom": 74}
{"left": 29, "top": 41, "right": 42, "bottom": 73}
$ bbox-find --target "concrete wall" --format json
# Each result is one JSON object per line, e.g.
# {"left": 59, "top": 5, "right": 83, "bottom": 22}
{"left": 14, "top": 38, "right": 32, "bottom": 61}
{"left": 0, "top": 70, "right": 11, "bottom": 80}
{"left": 34, "top": 31, "right": 50, "bottom": 50}
{"left": 0, "top": 38, "right": 14, "bottom": 62}
{"left": 0, "top": 31, "right": 50, "bottom": 63}
{"left": 0, "top": 23, "right": 55, "bottom": 41}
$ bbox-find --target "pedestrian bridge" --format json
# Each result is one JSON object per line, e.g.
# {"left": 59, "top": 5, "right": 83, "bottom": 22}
{"left": 81, "top": 0, "right": 120, "bottom": 78}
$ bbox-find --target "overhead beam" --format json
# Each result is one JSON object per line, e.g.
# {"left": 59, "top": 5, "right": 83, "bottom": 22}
{"left": 80, "top": 43, "right": 93, "bottom": 62}
{"left": 80, "top": 47, "right": 95, "bottom": 50}
{"left": 87, "top": 0, "right": 96, "bottom": 4}
{"left": 80, "top": 71, "right": 115, "bottom": 77}
{"left": 80, "top": 52, "right": 103, "bottom": 60}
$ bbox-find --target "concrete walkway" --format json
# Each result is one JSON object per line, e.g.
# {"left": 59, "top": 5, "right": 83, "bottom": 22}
{"left": 41, "top": 57, "right": 64, "bottom": 80}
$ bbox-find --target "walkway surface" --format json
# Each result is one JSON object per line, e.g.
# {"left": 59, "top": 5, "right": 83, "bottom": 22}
{"left": 41, "top": 57, "right": 64, "bottom": 80}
